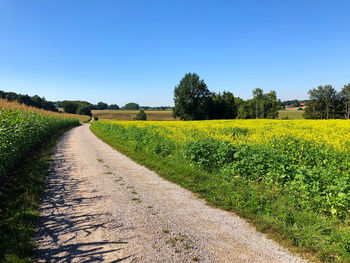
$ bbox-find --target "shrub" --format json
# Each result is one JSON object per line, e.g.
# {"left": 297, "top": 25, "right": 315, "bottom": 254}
{"left": 134, "top": 110, "right": 147, "bottom": 120}
{"left": 76, "top": 104, "right": 92, "bottom": 116}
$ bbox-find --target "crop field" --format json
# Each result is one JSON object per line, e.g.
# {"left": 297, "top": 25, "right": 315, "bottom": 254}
{"left": 93, "top": 109, "right": 304, "bottom": 121}
{"left": 0, "top": 99, "right": 83, "bottom": 261}
{"left": 278, "top": 110, "right": 305, "bottom": 119}
{"left": 91, "top": 119, "right": 350, "bottom": 262}
{"left": 92, "top": 110, "right": 175, "bottom": 121}
{"left": 0, "top": 99, "right": 82, "bottom": 176}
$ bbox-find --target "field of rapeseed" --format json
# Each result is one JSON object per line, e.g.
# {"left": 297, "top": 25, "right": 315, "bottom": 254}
{"left": 92, "top": 119, "right": 350, "bottom": 262}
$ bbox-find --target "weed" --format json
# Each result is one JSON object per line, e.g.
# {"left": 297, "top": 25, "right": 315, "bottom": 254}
{"left": 132, "top": 197, "right": 141, "bottom": 202}
{"left": 166, "top": 237, "right": 179, "bottom": 247}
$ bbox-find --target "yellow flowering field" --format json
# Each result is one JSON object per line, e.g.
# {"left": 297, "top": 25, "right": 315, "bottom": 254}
{"left": 91, "top": 119, "right": 350, "bottom": 262}
{"left": 103, "top": 119, "right": 350, "bottom": 151}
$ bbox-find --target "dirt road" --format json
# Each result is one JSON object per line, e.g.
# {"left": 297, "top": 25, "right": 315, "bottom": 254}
{"left": 35, "top": 124, "right": 306, "bottom": 262}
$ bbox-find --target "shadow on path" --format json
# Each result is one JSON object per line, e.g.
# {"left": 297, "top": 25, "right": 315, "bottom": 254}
{"left": 35, "top": 131, "right": 133, "bottom": 262}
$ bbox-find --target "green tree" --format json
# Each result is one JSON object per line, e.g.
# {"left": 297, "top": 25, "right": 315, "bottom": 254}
{"left": 63, "top": 101, "right": 78, "bottom": 114}
{"left": 17, "top": 94, "right": 31, "bottom": 106}
{"left": 252, "top": 88, "right": 264, "bottom": 119}
{"left": 123, "top": 102, "right": 140, "bottom": 110}
{"left": 108, "top": 104, "right": 119, "bottom": 110}
{"left": 304, "top": 85, "right": 339, "bottom": 119}
{"left": 211, "top": 91, "right": 236, "bottom": 119}
{"left": 173, "top": 73, "right": 212, "bottom": 120}
{"left": 97, "top": 102, "right": 108, "bottom": 110}
{"left": 31, "top": 95, "right": 43, "bottom": 108}
{"left": 264, "top": 90, "right": 278, "bottom": 119}
{"left": 134, "top": 110, "right": 147, "bottom": 120}
{"left": 341, "top": 83, "right": 350, "bottom": 119}
{"left": 77, "top": 104, "right": 92, "bottom": 116}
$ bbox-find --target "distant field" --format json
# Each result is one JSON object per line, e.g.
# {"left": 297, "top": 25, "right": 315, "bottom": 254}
{"left": 92, "top": 110, "right": 175, "bottom": 121}
{"left": 93, "top": 109, "right": 305, "bottom": 121}
{"left": 277, "top": 110, "right": 304, "bottom": 119}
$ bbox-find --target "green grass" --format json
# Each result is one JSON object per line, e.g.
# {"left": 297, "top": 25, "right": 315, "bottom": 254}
{"left": 90, "top": 124, "right": 350, "bottom": 263}
{"left": 0, "top": 126, "right": 76, "bottom": 262}
{"left": 278, "top": 110, "right": 305, "bottom": 119}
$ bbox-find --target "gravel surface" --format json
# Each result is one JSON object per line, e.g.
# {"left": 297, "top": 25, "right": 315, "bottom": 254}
{"left": 35, "top": 124, "right": 307, "bottom": 262}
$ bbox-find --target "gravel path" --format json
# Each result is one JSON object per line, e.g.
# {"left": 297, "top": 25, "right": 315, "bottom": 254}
{"left": 35, "top": 124, "right": 306, "bottom": 263}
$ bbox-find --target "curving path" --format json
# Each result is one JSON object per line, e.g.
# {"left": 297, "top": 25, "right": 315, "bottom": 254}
{"left": 35, "top": 124, "right": 306, "bottom": 262}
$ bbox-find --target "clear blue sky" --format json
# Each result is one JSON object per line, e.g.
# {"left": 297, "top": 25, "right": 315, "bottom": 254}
{"left": 1, "top": 1, "right": 349, "bottom": 106}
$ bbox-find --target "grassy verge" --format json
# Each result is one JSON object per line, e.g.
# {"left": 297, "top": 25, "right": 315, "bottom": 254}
{"left": 0, "top": 125, "right": 77, "bottom": 263}
{"left": 91, "top": 124, "right": 350, "bottom": 263}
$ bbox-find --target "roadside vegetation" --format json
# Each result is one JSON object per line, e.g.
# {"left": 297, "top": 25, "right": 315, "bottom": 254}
{"left": 91, "top": 120, "right": 350, "bottom": 262}
{"left": 0, "top": 99, "right": 80, "bottom": 262}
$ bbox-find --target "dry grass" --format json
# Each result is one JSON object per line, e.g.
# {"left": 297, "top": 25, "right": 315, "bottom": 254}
{"left": 0, "top": 99, "right": 90, "bottom": 123}
{"left": 92, "top": 110, "right": 175, "bottom": 121}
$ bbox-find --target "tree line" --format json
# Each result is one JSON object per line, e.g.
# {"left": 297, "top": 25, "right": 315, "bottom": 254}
{"left": 57, "top": 101, "right": 142, "bottom": 114}
{"left": 304, "top": 84, "right": 350, "bottom": 119}
{"left": 173, "top": 73, "right": 279, "bottom": 120}
{"left": 0, "top": 90, "right": 58, "bottom": 112}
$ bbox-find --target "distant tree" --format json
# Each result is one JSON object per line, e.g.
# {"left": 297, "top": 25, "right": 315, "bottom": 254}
{"left": 211, "top": 91, "right": 236, "bottom": 119}
{"left": 264, "top": 90, "right": 278, "bottom": 119}
{"left": 31, "top": 95, "right": 43, "bottom": 108}
{"left": 340, "top": 83, "right": 350, "bottom": 119}
{"left": 0, "top": 90, "right": 5, "bottom": 99}
{"left": 252, "top": 88, "right": 264, "bottom": 119}
{"left": 5, "top": 92, "right": 18, "bottom": 101}
{"left": 42, "top": 99, "right": 57, "bottom": 112}
{"left": 17, "top": 94, "right": 31, "bottom": 106}
{"left": 304, "top": 85, "right": 340, "bottom": 119}
{"left": 63, "top": 101, "right": 78, "bottom": 114}
{"left": 97, "top": 102, "right": 108, "bottom": 110}
{"left": 173, "top": 73, "right": 212, "bottom": 120}
{"left": 237, "top": 99, "right": 255, "bottom": 119}
{"left": 77, "top": 104, "right": 92, "bottom": 116}
{"left": 123, "top": 102, "right": 140, "bottom": 110}
{"left": 108, "top": 104, "right": 120, "bottom": 110}
{"left": 134, "top": 110, "right": 147, "bottom": 120}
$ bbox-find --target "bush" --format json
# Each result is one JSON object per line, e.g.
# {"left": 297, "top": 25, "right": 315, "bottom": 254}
{"left": 63, "top": 101, "right": 78, "bottom": 114}
{"left": 134, "top": 110, "right": 147, "bottom": 120}
{"left": 76, "top": 104, "right": 92, "bottom": 116}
